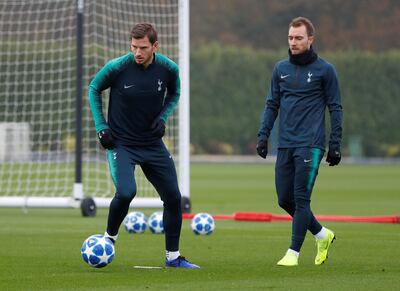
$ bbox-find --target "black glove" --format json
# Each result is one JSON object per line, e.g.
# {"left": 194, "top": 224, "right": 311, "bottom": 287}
{"left": 326, "top": 147, "right": 341, "bottom": 166}
{"left": 97, "top": 128, "right": 115, "bottom": 150}
{"left": 151, "top": 118, "right": 166, "bottom": 138}
{"left": 256, "top": 139, "right": 268, "bottom": 159}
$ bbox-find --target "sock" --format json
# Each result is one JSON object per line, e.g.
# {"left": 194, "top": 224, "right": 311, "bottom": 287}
{"left": 166, "top": 250, "right": 180, "bottom": 261}
{"left": 104, "top": 231, "right": 118, "bottom": 243}
{"left": 314, "top": 227, "right": 327, "bottom": 240}
{"left": 288, "top": 248, "right": 299, "bottom": 258}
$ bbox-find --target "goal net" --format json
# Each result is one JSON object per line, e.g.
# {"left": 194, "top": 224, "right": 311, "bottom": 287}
{"left": 0, "top": 0, "right": 190, "bottom": 210}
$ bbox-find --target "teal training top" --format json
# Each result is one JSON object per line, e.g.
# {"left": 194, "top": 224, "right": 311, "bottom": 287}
{"left": 88, "top": 52, "right": 180, "bottom": 145}
{"left": 258, "top": 57, "right": 343, "bottom": 150}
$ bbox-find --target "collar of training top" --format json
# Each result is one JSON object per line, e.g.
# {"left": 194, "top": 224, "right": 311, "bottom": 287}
{"left": 288, "top": 46, "right": 318, "bottom": 66}
{"left": 133, "top": 53, "right": 156, "bottom": 70}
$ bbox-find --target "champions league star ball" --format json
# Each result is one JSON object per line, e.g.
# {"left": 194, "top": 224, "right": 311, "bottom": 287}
{"left": 148, "top": 211, "right": 164, "bottom": 234}
{"left": 191, "top": 213, "right": 215, "bottom": 235}
{"left": 81, "top": 234, "right": 115, "bottom": 268}
{"left": 124, "top": 211, "right": 147, "bottom": 233}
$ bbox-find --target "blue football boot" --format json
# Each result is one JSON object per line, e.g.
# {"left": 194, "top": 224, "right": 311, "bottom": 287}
{"left": 165, "top": 256, "right": 200, "bottom": 268}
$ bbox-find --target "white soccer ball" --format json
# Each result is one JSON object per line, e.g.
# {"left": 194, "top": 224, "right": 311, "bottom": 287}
{"left": 124, "top": 211, "right": 147, "bottom": 233}
{"left": 191, "top": 213, "right": 215, "bottom": 235}
{"left": 148, "top": 211, "right": 164, "bottom": 234}
{"left": 81, "top": 234, "right": 115, "bottom": 268}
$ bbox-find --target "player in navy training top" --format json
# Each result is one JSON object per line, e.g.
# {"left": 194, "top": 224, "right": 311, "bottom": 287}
{"left": 257, "top": 17, "right": 343, "bottom": 266}
{"left": 89, "top": 23, "right": 198, "bottom": 268}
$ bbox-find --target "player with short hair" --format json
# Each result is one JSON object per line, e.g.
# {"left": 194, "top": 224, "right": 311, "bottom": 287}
{"left": 257, "top": 17, "right": 343, "bottom": 266}
{"left": 88, "top": 23, "right": 199, "bottom": 268}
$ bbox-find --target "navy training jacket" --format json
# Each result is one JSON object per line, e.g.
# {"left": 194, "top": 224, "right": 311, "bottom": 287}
{"left": 258, "top": 57, "right": 343, "bottom": 150}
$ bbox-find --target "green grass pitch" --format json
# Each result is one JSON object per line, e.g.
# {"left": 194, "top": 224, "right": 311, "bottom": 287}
{"left": 0, "top": 163, "right": 399, "bottom": 290}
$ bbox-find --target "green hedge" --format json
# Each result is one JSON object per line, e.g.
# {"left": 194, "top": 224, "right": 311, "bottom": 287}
{"left": 1, "top": 42, "right": 399, "bottom": 156}
{"left": 190, "top": 44, "right": 400, "bottom": 156}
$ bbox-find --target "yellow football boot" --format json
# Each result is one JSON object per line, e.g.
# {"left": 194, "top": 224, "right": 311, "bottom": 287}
{"left": 315, "top": 228, "right": 335, "bottom": 265}
{"left": 277, "top": 250, "right": 298, "bottom": 266}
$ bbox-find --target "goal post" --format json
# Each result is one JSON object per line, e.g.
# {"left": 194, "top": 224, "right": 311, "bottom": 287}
{"left": 0, "top": 0, "right": 191, "bottom": 212}
{"left": 178, "top": 0, "right": 191, "bottom": 213}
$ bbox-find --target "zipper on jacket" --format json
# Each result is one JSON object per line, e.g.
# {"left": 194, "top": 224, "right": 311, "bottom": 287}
{"left": 294, "top": 65, "right": 300, "bottom": 88}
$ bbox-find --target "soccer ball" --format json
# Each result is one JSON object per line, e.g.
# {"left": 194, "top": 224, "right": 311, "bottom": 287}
{"left": 191, "top": 213, "right": 215, "bottom": 235}
{"left": 124, "top": 211, "right": 147, "bottom": 233}
{"left": 81, "top": 234, "right": 115, "bottom": 268}
{"left": 148, "top": 211, "right": 164, "bottom": 234}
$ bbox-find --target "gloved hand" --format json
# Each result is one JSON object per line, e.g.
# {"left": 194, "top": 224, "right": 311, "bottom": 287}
{"left": 256, "top": 139, "right": 268, "bottom": 159}
{"left": 97, "top": 128, "right": 115, "bottom": 150}
{"left": 151, "top": 118, "right": 166, "bottom": 138}
{"left": 326, "top": 147, "right": 341, "bottom": 166}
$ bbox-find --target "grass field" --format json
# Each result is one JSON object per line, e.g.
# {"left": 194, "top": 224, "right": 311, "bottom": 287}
{"left": 1, "top": 163, "right": 399, "bottom": 290}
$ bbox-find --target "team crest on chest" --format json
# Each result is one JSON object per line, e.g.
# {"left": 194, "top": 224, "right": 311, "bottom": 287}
{"left": 307, "top": 71, "right": 312, "bottom": 83}
{"left": 157, "top": 79, "right": 163, "bottom": 91}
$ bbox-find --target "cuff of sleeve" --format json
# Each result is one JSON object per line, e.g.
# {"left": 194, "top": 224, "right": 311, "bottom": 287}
{"left": 329, "top": 142, "right": 340, "bottom": 151}
{"left": 257, "top": 133, "right": 268, "bottom": 142}
{"left": 96, "top": 124, "right": 109, "bottom": 133}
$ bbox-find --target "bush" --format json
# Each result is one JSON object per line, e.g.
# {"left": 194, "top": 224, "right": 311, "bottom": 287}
{"left": 190, "top": 44, "right": 400, "bottom": 156}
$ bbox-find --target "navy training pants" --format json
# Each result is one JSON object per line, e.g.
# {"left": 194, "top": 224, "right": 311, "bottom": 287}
{"left": 106, "top": 141, "right": 182, "bottom": 251}
{"left": 275, "top": 147, "right": 324, "bottom": 252}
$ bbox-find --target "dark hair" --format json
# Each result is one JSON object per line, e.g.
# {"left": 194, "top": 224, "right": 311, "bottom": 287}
{"left": 289, "top": 17, "right": 315, "bottom": 37}
{"left": 130, "top": 23, "right": 158, "bottom": 44}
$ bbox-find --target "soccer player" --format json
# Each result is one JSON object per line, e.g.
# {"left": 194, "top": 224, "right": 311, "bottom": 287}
{"left": 88, "top": 23, "right": 199, "bottom": 268}
{"left": 257, "top": 17, "right": 342, "bottom": 266}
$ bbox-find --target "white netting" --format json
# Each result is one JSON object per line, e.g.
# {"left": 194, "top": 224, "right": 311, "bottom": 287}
{"left": 0, "top": 0, "right": 181, "bottom": 200}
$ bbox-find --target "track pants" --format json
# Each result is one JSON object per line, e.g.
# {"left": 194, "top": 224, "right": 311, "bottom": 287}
{"left": 275, "top": 147, "right": 324, "bottom": 252}
{"left": 106, "top": 141, "right": 182, "bottom": 251}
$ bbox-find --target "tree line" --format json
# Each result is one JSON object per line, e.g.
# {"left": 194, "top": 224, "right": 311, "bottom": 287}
{"left": 191, "top": 0, "right": 400, "bottom": 52}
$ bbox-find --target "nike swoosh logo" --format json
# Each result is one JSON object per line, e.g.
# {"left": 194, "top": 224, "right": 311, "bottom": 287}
{"left": 304, "top": 159, "right": 312, "bottom": 163}
{"left": 280, "top": 74, "right": 290, "bottom": 79}
{"left": 124, "top": 84, "right": 134, "bottom": 89}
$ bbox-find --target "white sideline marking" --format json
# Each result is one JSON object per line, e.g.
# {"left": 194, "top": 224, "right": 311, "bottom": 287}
{"left": 133, "top": 266, "right": 163, "bottom": 269}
